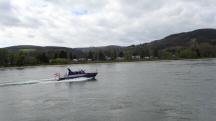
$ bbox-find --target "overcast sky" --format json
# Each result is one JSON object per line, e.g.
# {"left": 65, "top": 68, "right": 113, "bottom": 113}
{"left": 0, "top": 0, "right": 216, "bottom": 48}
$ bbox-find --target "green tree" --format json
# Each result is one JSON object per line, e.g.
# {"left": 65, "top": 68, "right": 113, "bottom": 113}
{"left": 8, "top": 54, "right": 15, "bottom": 66}
{"left": 0, "top": 49, "right": 8, "bottom": 66}
{"left": 59, "top": 50, "right": 67, "bottom": 58}
{"left": 159, "top": 50, "right": 172, "bottom": 59}
{"left": 54, "top": 53, "right": 58, "bottom": 59}
{"left": 179, "top": 48, "right": 197, "bottom": 58}
{"left": 190, "top": 38, "right": 200, "bottom": 57}
{"left": 16, "top": 51, "right": 26, "bottom": 66}
{"left": 198, "top": 43, "right": 215, "bottom": 57}
{"left": 36, "top": 52, "right": 49, "bottom": 63}
{"left": 98, "top": 51, "right": 105, "bottom": 60}
{"left": 141, "top": 48, "right": 150, "bottom": 58}
{"left": 124, "top": 51, "right": 132, "bottom": 60}
{"left": 111, "top": 50, "right": 117, "bottom": 60}
{"left": 118, "top": 51, "right": 124, "bottom": 57}
{"left": 87, "top": 51, "right": 94, "bottom": 59}
{"left": 51, "top": 58, "right": 70, "bottom": 64}
{"left": 69, "top": 52, "right": 73, "bottom": 60}
{"left": 24, "top": 56, "right": 37, "bottom": 65}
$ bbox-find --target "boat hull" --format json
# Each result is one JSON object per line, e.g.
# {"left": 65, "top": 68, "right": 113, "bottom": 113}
{"left": 58, "top": 73, "right": 97, "bottom": 81}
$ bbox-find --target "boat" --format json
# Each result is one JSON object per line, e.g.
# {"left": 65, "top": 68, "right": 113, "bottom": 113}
{"left": 54, "top": 68, "right": 98, "bottom": 81}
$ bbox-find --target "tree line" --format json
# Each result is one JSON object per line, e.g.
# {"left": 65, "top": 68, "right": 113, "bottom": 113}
{"left": 0, "top": 40, "right": 216, "bottom": 67}
{"left": 0, "top": 48, "right": 124, "bottom": 66}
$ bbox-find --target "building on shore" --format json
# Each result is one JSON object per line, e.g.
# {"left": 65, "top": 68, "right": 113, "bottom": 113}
{"left": 105, "top": 56, "right": 112, "bottom": 61}
{"left": 73, "top": 59, "right": 78, "bottom": 62}
{"left": 78, "top": 58, "right": 86, "bottom": 61}
{"left": 87, "top": 59, "right": 92, "bottom": 61}
{"left": 132, "top": 55, "right": 141, "bottom": 60}
{"left": 116, "top": 57, "right": 125, "bottom": 61}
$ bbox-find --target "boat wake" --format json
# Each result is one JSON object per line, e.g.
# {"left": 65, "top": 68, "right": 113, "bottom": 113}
{"left": 0, "top": 77, "right": 93, "bottom": 87}
{"left": 43, "top": 77, "right": 94, "bottom": 84}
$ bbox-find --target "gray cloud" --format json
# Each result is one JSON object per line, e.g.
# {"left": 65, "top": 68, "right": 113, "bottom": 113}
{"left": 0, "top": 0, "right": 216, "bottom": 48}
{"left": 0, "top": 0, "right": 20, "bottom": 26}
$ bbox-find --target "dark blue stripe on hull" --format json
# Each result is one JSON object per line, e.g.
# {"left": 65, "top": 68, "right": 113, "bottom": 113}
{"left": 58, "top": 73, "right": 97, "bottom": 81}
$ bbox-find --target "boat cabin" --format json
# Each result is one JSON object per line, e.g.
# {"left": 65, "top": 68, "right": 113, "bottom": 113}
{"left": 67, "top": 68, "right": 85, "bottom": 75}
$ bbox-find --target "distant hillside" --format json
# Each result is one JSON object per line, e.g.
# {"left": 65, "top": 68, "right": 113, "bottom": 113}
{"left": 6, "top": 45, "right": 124, "bottom": 52}
{"left": 74, "top": 45, "right": 124, "bottom": 52}
{"left": 1, "top": 28, "right": 216, "bottom": 67}
{"left": 4, "top": 29, "right": 216, "bottom": 53}
{"left": 6, "top": 45, "right": 43, "bottom": 52}
{"left": 6, "top": 45, "right": 72, "bottom": 52}
{"left": 149, "top": 29, "right": 216, "bottom": 49}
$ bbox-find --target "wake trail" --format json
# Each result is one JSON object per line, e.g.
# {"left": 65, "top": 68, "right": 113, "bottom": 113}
{"left": 0, "top": 77, "right": 91, "bottom": 87}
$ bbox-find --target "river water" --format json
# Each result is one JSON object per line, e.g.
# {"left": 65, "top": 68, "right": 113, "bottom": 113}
{"left": 0, "top": 59, "right": 216, "bottom": 121}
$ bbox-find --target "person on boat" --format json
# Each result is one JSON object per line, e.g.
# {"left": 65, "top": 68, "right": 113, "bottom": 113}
{"left": 67, "top": 68, "right": 74, "bottom": 75}
{"left": 81, "top": 70, "right": 85, "bottom": 74}
{"left": 67, "top": 68, "right": 86, "bottom": 75}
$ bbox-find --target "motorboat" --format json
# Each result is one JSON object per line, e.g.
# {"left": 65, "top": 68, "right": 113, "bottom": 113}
{"left": 54, "top": 68, "right": 97, "bottom": 81}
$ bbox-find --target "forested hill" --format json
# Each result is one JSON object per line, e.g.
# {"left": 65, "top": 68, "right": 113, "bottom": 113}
{"left": 0, "top": 28, "right": 216, "bottom": 66}
{"left": 5, "top": 45, "right": 124, "bottom": 54}
{"left": 126, "top": 28, "right": 216, "bottom": 59}
{"left": 149, "top": 29, "right": 216, "bottom": 49}
{"left": 5, "top": 28, "right": 216, "bottom": 53}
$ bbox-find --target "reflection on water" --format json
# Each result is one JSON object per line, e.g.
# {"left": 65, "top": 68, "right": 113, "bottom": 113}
{"left": 0, "top": 59, "right": 216, "bottom": 121}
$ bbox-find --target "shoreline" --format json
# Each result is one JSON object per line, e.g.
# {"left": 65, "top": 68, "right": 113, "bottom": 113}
{"left": 0, "top": 57, "right": 215, "bottom": 69}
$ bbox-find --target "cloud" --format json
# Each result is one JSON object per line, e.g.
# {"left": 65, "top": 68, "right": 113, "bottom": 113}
{"left": 0, "top": 0, "right": 20, "bottom": 26}
{"left": 0, "top": 0, "right": 216, "bottom": 48}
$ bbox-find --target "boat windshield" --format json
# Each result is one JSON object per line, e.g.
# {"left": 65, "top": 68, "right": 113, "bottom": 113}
{"left": 67, "top": 68, "right": 85, "bottom": 75}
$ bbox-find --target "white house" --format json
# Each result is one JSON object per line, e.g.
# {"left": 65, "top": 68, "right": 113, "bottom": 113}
{"left": 105, "top": 56, "right": 112, "bottom": 61}
{"left": 116, "top": 57, "right": 124, "bottom": 61}
{"left": 132, "top": 55, "right": 141, "bottom": 60}
{"left": 72, "top": 59, "right": 78, "bottom": 62}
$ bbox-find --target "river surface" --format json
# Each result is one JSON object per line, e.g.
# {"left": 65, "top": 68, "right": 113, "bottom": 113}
{"left": 0, "top": 59, "right": 216, "bottom": 121}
